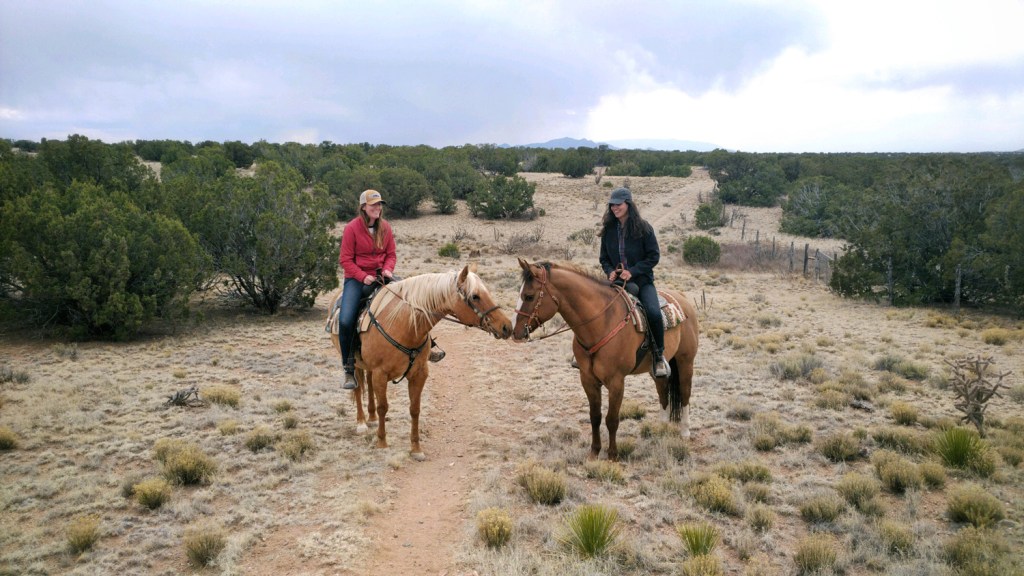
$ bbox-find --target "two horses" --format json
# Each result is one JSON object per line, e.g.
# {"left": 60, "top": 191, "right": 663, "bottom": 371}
{"left": 328, "top": 264, "right": 511, "bottom": 460}
{"left": 513, "top": 259, "right": 699, "bottom": 461}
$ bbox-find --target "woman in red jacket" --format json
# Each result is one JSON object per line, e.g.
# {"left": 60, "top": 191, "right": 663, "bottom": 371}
{"left": 337, "top": 189, "right": 442, "bottom": 390}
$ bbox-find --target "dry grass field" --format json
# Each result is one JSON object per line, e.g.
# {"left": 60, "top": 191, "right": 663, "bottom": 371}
{"left": 2, "top": 169, "right": 1023, "bottom": 575}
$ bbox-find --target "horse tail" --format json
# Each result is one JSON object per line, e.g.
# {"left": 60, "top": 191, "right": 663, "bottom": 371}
{"left": 667, "top": 357, "right": 682, "bottom": 422}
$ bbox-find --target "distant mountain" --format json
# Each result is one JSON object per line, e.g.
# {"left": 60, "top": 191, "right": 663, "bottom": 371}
{"left": 509, "top": 137, "right": 719, "bottom": 151}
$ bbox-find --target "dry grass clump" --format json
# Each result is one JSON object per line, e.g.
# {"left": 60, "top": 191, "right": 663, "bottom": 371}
{"left": 640, "top": 420, "right": 679, "bottom": 439}
{"left": 877, "top": 519, "right": 915, "bottom": 557}
{"left": 217, "top": 419, "right": 239, "bottom": 436}
{"left": 183, "top": 522, "right": 226, "bottom": 568}
{"left": 66, "top": 515, "right": 101, "bottom": 555}
{"left": 799, "top": 492, "right": 846, "bottom": 524}
{"left": 813, "top": 388, "right": 850, "bottom": 410}
{"left": 743, "top": 482, "right": 771, "bottom": 504}
{"left": 725, "top": 400, "right": 754, "bottom": 421}
{"left": 793, "top": 533, "right": 838, "bottom": 575}
{"left": 873, "top": 353, "right": 929, "bottom": 381}
{"left": 476, "top": 507, "right": 513, "bottom": 548}
{"left": 870, "top": 450, "right": 922, "bottom": 494}
{"left": 245, "top": 426, "right": 278, "bottom": 453}
{"left": 769, "top": 353, "right": 824, "bottom": 381}
{"left": 680, "top": 554, "right": 724, "bottom": 576}
{"left": 0, "top": 425, "right": 19, "bottom": 450}
{"left": 942, "top": 526, "right": 1012, "bottom": 575}
{"left": 836, "top": 370, "right": 877, "bottom": 401}
{"left": 557, "top": 503, "right": 621, "bottom": 558}
{"left": 980, "top": 327, "right": 1011, "bottom": 345}
{"left": 888, "top": 401, "right": 918, "bottom": 425}
{"left": 745, "top": 504, "right": 775, "bottom": 532}
{"left": 946, "top": 483, "right": 1005, "bottom": 528}
{"left": 835, "top": 472, "right": 882, "bottom": 514}
{"left": 676, "top": 521, "right": 720, "bottom": 556}
{"left": 618, "top": 399, "right": 645, "bottom": 420}
{"left": 133, "top": 477, "right": 172, "bottom": 510}
{"left": 516, "top": 461, "right": 566, "bottom": 505}
{"left": 715, "top": 460, "right": 772, "bottom": 484}
{"left": 277, "top": 430, "right": 316, "bottom": 461}
{"left": 154, "top": 439, "right": 217, "bottom": 486}
{"left": 816, "top": 431, "right": 863, "bottom": 462}
{"left": 272, "top": 399, "right": 293, "bottom": 413}
{"left": 687, "top": 474, "right": 739, "bottom": 516}
{"left": 0, "top": 365, "right": 32, "bottom": 384}
{"left": 750, "top": 412, "right": 812, "bottom": 452}
{"left": 201, "top": 385, "right": 240, "bottom": 408}
{"left": 584, "top": 460, "right": 625, "bottom": 484}
{"left": 918, "top": 461, "right": 948, "bottom": 489}
{"left": 871, "top": 426, "right": 927, "bottom": 454}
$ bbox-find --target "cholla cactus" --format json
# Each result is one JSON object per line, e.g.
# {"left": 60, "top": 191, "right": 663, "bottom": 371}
{"left": 944, "top": 355, "right": 1011, "bottom": 438}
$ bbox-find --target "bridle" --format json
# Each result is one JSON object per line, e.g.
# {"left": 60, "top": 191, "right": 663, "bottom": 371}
{"left": 451, "top": 285, "right": 503, "bottom": 333}
{"left": 515, "top": 269, "right": 630, "bottom": 351}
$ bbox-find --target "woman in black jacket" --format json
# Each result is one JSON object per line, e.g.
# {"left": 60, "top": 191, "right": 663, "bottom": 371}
{"left": 598, "top": 187, "right": 670, "bottom": 378}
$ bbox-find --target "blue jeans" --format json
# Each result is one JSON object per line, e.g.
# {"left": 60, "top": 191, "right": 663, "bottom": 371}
{"left": 338, "top": 277, "right": 367, "bottom": 370}
{"left": 636, "top": 282, "right": 665, "bottom": 355}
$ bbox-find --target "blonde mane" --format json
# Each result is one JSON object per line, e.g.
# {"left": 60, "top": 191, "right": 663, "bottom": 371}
{"left": 374, "top": 270, "right": 487, "bottom": 332}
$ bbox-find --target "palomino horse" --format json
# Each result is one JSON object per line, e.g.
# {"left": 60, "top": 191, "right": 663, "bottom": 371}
{"left": 513, "top": 259, "right": 699, "bottom": 461}
{"left": 328, "top": 264, "right": 512, "bottom": 460}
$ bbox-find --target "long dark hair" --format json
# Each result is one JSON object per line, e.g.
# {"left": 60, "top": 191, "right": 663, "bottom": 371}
{"left": 600, "top": 200, "right": 650, "bottom": 239}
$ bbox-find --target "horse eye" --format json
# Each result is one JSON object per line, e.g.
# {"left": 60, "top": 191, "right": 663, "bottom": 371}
{"left": 524, "top": 295, "right": 534, "bottom": 302}
{"left": 472, "top": 294, "right": 481, "bottom": 301}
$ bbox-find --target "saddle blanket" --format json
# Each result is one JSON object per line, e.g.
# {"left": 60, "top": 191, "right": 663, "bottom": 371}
{"left": 629, "top": 290, "right": 686, "bottom": 333}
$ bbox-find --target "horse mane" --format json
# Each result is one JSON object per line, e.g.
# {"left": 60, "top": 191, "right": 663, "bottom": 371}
{"left": 524, "top": 260, "right": 610, "bottom": 287}
{"left": 377, "top": 270, "right": 486, "bottom": 331}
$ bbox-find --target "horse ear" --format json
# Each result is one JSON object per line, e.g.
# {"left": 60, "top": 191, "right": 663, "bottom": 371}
{"left": 457, "top": 265, "right": 469, "bottom": 285}
{"left": 467, "top": 262, "right": 478, "bottom": 274}
{"left": 517, "top": 257, "right": 530, "bottom": 271}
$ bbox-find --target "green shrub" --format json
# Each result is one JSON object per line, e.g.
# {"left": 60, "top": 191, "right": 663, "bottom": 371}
{"left": 933, "top": 427, "right": 997, "bottom": 476}
{"left": 437, "top": 242, "right": 460, "bottom": 258}
{"left": 946, "top": 484, "right": 1005, "bottom": 528}
{"left": 558, "top": 504, "right": 621, "bottom": 558}
{"left": 676, "top": 521, "right": 719, "bottom": 556}
{"left": 799, "top": 493, "right": 846, "bottom": 524}
{"left": 66, "top": 515, "right": 101, "bottom": 555}
{"left": 793, "top": 533, "right": 838, "bottom": 575}
{"left": 133, "top": 477, "right": 172, "bottom": 510}
{"left": 694, "top": 200, "right": 726, "bottom": 230}
{"left": 476, "top": 507, "right": 513, "bottom": 548}
{"left": 467, "top": 175, "right": 536, "bottom": 219}
{"left": 682, "top": 236, "right": 721, "bottom": 266}
{"left": 517, "top": 463, "right": 566, "bottom": 506}
{"left": 183, "top": 522, "right": 226, "bottom": 568}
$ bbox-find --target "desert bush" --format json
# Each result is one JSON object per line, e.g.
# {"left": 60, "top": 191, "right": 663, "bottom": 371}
{"left": 980, "top": 327, "right": 1010, "bottom": 345}
{"left": 996, "top": 445, "right": 1023, "bottom": 467}
{"left": 941, "top": 526, "right": 1012, "bottom": 575}
{"left": 282, "top": 413, "right": 299, "bottom": 429}
{"left": 793, "top": 533, "right": 838, "bottom": 575}
{"left": 0, "top": 426, "right": 19, "bottom": 450}
{"left": 816, "top": 431, "right": 862, "bottom": 462}
{"left": 688, "top": 475, "right": 739, "bottom": 515}
{"left": 162, "top": 443, "right": 217, "bottom": 486}
{"left": 725, "top": 401, "right": 754, "bottom": 421}
{"left": 517, "top": 463, "right": 566, "bottom": 505}
{"left": 743, "top": 483, "right": 771, "bottom": 504}
{"left": 676, "top": 521, "right": 719, "bottom": 556}
{"left": 217, "top": 419, "right": 239, "bottom": 435}
{"left": 133, "top": 477, "right": 172, "bottom": 510}
{"left": 467, "top": 174, "right": 535, "bottom": 219}
{"left": 695, "top": 199, "right": 726, "bottom": 230}
{"left": 437, "top": 242, "right": 460, "bottom": 258}
{"left": 715, "top": 461, "right": 772, "bottom": 484}
{"left": 946, "top": 483, "right": 1005, "bottom": 528}
{"left": 618, "top": 399, "right": 645, "bottom": 420}
{"left": 272, "top": 399, "right": 292, "bottom": 413}
{"left": 277, "top": 430, "right": 315, "bottom": 461}
{"left": 799, "top": 493, "right": 846, "bottom": 524}
{"left": 680, "top": 554, "right": 723, "bottom": 576}
{"left": 814, "top": 389, "right": 850, "bottom": 410}
{"left": 871, "top": 451, "right": 922, "bottom": 494}
{"left": 945, "top": 355, "right": 1011, "bottom": 438}
{"left": 245, "top": 426, "right": 277, "bottom": 453}
{"left": 877, "top": 519, "right": 915, "bottom": 556}
{"left": 918, "top": 461, "right": 947, "bottom": 488}
{"left": 183, "top": 522, "right": 226, "bottom": 568}
{"left": 889, "top": 401, "right": 919, "bottom": 425}
{"left": 201, "top": 385, "right": 240, "bottom": 408}
{"left": 558, "top": 504, "right": 621, "bottom": 558}
{"left": 746, "top": 504, "right": 775, "bottom": 532}
{"left": 0, "top": 365, "right": 31, "bottom": 384}
{"left": 476, "top": 507, "right": 513, "bottom": 548}
{"left": 66, "top": 515, "right": 101, "bottom": 555}
{"left": 932, "top": 427, "right": 997, "bottom": 476}
{"left": 836, "top": 472, "right": 880, "bottom": 512}
{"left": 682, "top": 236, "right": 721, "bottom": 266}
{"left": 770, "top": 353, "right": 824, "bottom": 381}
{"left": 871, "top": 426, "right": 927, "bottom": 454}
{"left": 873, "top": 353, "right": 929, "bottom": 380}
{"left": 567, "top": 227, "right": 596, "bottom": 246}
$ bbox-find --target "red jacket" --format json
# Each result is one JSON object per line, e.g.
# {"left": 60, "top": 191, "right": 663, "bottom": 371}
{"left": 339, "top": 216, "right": 397, "bottom": 282}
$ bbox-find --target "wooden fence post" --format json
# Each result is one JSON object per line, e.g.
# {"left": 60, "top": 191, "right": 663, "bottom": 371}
{"left": 803, "top": 243, "right": 809, "bottom": 276}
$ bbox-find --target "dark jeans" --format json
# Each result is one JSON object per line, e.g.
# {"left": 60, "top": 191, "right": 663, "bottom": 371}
{"left": 338, "top": 275, "right": 405, "bottom": 370}
{"left": 636, "top": 282, "right": 665, "bottom": 355}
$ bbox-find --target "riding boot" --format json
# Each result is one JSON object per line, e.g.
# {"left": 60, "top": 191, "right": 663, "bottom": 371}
{"left": 342, "top": 362, "right": 357, "bottom": 390}
{"left": 653, "top": 350, "right": 671, "bottom": 378}
{"left": 429, "top": 337, "right": 445, "bottom": 363}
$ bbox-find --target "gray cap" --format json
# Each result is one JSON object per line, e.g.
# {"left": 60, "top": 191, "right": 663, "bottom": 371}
{"left": 608, "top": 187, "right": 632, "bottom": 205}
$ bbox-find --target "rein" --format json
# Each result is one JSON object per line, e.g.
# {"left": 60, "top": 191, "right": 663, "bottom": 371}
{"left": 516, "top": 274, "right": 630, "bottom": 353}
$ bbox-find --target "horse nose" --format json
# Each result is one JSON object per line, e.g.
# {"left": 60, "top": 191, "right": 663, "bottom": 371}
{"left": 502, "top": 323, "right": 512, "bottom": 339}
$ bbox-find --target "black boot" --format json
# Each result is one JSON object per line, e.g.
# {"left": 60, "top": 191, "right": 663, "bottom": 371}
{"left": 429, "top": 338, "right": 445, "bottom": 363}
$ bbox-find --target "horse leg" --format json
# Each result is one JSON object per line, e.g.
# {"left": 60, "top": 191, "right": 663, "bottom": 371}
{"left": 372, "top": 370, "right": 389, "bottom": 449}
{"left": 677, "top": 355, "right": 695, "bottom": 438}
{"left": 354, "top": 368, "right": 368, "bottom": 434}
{"left": 580, "top": 372, "right": 603, "bottom": 460}
{"left": 605, "top": 378, "right": 624, "bottom": 461}
{"left": 407, "top": 367, "right": 427, "bottom": 461}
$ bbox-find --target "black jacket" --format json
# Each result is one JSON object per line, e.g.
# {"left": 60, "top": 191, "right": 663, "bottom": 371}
{"left": 599, "top": 219, "right": 660, "bottom": 286}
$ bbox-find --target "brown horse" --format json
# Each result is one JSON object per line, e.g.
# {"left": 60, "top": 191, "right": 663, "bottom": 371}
{"left": 329, "top": 264, "right": 512, "bottom": 460}
{"left": 513, "top": 258, "right": 699, "bottom": 461}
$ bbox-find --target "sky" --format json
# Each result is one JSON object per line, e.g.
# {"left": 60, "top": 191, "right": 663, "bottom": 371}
{"left": 2, "top": 0, "right": 1023, "bottom": 153}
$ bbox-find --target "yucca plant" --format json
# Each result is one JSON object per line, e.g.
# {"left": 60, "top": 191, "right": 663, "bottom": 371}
{"left": 558, "top": 504, "right": 621, "bottom": 558}
{"left": 676, "top": 521, "right": 720, "bottom": 556}
{"left": 933, "top": 427, "right": 997, "bottom": 476}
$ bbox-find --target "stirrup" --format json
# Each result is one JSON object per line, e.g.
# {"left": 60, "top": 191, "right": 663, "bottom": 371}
{"left": 429, "top": 347, "right": 445, "bottom": 363}
{"left": 654, "top": 357, "right": 671, "bottom": 378}
{"left": 342, "top": 370, "right": 357, "bottom": 390}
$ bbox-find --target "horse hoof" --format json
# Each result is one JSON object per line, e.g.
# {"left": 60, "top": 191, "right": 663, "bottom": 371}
{"left": 356, "top": 423, "right": 368, "bottom": 434}
{"left": 410, "top": 451, "right": 426, "bottom": 462}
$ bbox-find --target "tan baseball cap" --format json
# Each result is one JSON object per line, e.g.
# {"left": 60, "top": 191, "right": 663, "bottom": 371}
{"left": 359, "top": 189, "right": 385, "bottom": 205}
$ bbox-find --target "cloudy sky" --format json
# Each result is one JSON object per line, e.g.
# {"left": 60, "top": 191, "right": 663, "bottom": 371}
{"left": 2, "top": 0, "right": 1022, "bottom": 152}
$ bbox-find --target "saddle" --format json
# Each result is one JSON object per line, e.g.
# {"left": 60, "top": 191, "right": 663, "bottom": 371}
{"left": 325, "top": 283, "right": 386, "bottom": 336}
{"left": 621, "top": 288, "right": 686, "bottom": 334}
